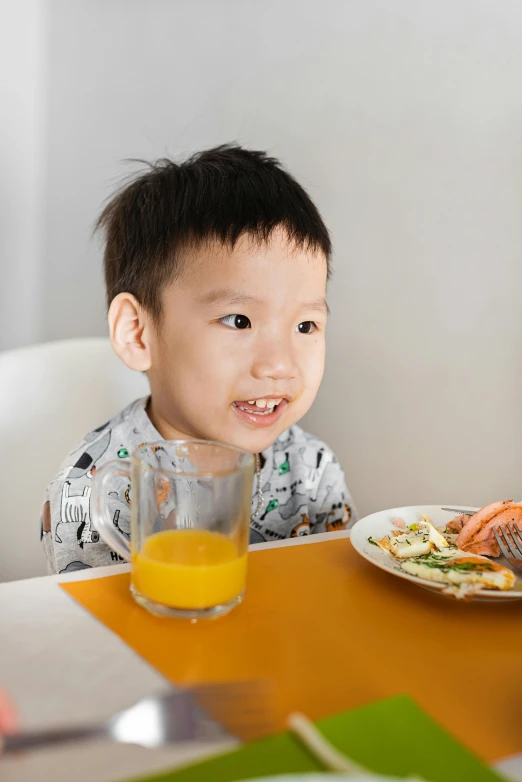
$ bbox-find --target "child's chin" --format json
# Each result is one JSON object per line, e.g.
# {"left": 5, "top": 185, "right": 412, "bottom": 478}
{"left": 229, "top": 428, "right": 285, "bottom": 455}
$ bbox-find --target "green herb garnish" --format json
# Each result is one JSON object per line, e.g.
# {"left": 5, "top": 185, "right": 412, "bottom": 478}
{"left": 405, "top": 554, "right": 494, "bottom": 574}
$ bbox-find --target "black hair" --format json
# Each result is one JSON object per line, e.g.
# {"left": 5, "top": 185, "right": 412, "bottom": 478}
{"left": 96, "top": 143, "right": 331, "bottom": 320}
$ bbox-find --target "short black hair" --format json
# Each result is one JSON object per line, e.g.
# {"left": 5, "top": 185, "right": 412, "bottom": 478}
{"left": 96, "top": 143, "right": 332, "bottom": 321}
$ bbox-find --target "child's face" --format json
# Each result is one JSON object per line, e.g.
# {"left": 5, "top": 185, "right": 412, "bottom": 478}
{"left": 147, "top": 230, "right": 328, "bottom": 454}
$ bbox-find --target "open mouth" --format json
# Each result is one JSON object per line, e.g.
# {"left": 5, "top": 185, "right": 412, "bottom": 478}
{"left": 232, "top": 398, "right": 288, "bottom": 427}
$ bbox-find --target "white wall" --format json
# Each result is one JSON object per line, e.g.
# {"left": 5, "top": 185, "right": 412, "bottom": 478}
{"left": 3, "top": 0, "right": 522, "bottom": 514}
{"left": 0, "top": 0, "right": 45, "bottom": 351}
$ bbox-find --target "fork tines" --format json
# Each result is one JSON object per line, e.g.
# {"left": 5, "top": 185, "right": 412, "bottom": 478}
{"left": 493, "top": 525, "right": 522, "bottom": 561}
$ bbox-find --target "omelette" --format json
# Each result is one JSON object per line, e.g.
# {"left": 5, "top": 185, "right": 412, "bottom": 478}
{"left": 374, "top": 518, "right": 515, "bottom": 592}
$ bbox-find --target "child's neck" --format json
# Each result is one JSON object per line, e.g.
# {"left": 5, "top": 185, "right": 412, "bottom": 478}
{"left": 145, "top": 397, "right": 191, "bottom": 442}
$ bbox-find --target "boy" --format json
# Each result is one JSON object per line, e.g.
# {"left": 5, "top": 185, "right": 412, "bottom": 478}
{"left": 41, "top": 144, "right": 357, "bottom": 574}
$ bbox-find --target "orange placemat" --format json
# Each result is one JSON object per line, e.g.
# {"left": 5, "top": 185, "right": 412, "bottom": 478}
{"left": 61, "top": 538, "right": 522, "bottom": 763}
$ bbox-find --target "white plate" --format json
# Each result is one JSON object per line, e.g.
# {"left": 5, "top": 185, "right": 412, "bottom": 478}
{"left": 350, "top": 505, "right": 522, "bottom": 602}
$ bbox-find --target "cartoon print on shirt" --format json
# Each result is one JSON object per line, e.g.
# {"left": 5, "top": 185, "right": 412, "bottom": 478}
{"left": 113, "top": 509, "right": 131, "bottom": 541}
{"left": 67, "top": 431, "right": 111, "bottom": 480}
{"left": 54, "top": 430, "right": 117, "bottom": 548}
{"left": 262, "top": 475, "right": 303, "bottom": 498}
{"left": 77, "top": 515, "right": 99, "bottom": 547}
{"left": 260, "top": 498, "right": 279, "bottom": 521}
{"left": 278, "top": 453, "right": 290, "bottom": 475}
{"left": 155, "top": 476, "right": 176, "bottom": 520}
{"left": 61, "top": 482, "right": 90, "bottom": 524}
{"left": 278, "top": 496, "right": 308, "bottom": 521}
{"left": 56, "top": 481, "right": 99, "bottom": 548}
{"left": 291, "top": 513, "right": 311, "bottom": 537}
{"left": 59, "top": 561, "right": 92, "bottom": 574}
{"left": 81, "top": 420, "right": 110, "bottom": 444}
{"left": 318, "top": 460, "right": 346, "bottom": 508}
{"left": 55, "top": 482, "right": 87, "bottom": 543}
{"left": 300, "top": 445, "right": 332, "bottom": 502}
{"left": 325, "top": 502, "right": 352, "bottom": 532}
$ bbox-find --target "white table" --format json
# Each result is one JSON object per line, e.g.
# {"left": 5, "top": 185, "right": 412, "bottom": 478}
{"left": 1, "top": 532, "right": 521, "bottom": 782}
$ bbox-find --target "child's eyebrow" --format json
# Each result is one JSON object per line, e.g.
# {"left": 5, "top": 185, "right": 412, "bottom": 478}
{"left": 197, "top": 288, "right": 260, "bottom": 307}
{"left": 197, "top": 288, "right": 329, "bottom": 315}
{"left": 303, "top": 298, "right": 330, "bottom": 315}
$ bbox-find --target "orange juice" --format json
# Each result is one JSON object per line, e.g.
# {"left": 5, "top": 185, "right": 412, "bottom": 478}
{"left": 131, "top": 529, "right": 247, "bottom": 610}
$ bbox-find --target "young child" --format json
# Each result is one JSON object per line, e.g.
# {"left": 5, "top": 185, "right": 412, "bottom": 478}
{"left": 41, "top": 144, "right": 357, "bottom": 574}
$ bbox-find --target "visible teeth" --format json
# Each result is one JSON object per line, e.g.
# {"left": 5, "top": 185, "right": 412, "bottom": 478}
{"left": 236, "top": 402, "right": 276, "bottom": 416}
{"left": 241, "top": 398, "right": 284, "bottom": 410}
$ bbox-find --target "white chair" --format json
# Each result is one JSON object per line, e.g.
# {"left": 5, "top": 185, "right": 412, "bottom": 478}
{"left": 0, "top": 338, "right": 149, "bottom": 582}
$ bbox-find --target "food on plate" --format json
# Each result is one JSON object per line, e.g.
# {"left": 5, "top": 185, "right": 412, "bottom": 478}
{"left": 453, "top": 500, "right": 522, "bottom": 557}
{"left": 400, "top": 549, "right": 515, "bottom": 592}
{"left": 377, "top": 518, "right": 448, "bottom": 558}
{"left": 445, "top": 514, "right": 469, "bottom": 533}
{"left": 371, "top": 515, "right": 516, "bottom": 595}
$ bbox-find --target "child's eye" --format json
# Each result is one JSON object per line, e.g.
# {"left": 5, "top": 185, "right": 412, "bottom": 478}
{"left": 219, "top": 314, "right": 251, "bottom": 330}
{"left": 296, "top": 321, "right": 316, "bottom": 334}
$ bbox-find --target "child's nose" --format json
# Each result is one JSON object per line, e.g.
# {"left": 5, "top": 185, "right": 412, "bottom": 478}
{"left": 250, "top": 338, "right": 297, "bottom": 381}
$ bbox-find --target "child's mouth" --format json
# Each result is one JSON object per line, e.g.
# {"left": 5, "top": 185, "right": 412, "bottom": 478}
{"left": 232, "top": 398, "right": 288, "bottom": 427}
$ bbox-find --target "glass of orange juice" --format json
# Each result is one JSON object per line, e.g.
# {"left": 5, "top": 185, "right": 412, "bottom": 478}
{"left": 91, "top": 440, "right": 254, "bottom": 619}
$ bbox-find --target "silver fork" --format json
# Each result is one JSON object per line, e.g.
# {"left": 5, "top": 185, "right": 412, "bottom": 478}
{"left": 1, "top": 680, "right": 276, "bottom": 754}
{"left": 493, "top": 525, "right": 522, "bottom": 571}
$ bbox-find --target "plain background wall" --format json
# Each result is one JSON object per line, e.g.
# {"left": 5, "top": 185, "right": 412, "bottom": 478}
{"left": 0, "top": 0, "right": 45, "bottom": 349}
{"left": 2, "top": 0, "right": 522, "bottom": 515}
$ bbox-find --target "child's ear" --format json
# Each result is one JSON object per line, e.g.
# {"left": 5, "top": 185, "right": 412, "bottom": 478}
{"left": 108, "top": 293, "right": 152, "bottom": 372}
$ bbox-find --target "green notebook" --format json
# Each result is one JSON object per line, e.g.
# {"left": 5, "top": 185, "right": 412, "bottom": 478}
{"left": 129, "top": 695, "right": 505, "bottom": 782}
